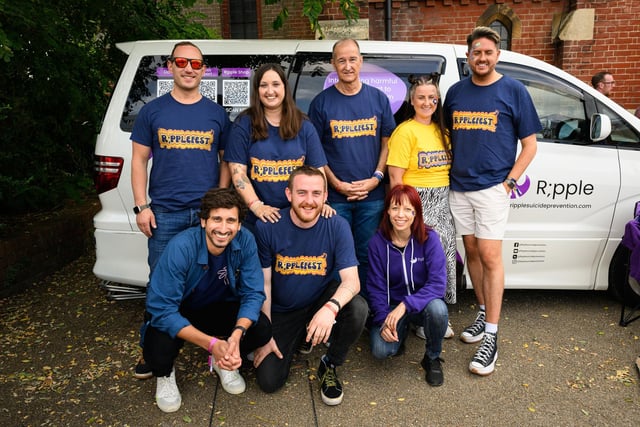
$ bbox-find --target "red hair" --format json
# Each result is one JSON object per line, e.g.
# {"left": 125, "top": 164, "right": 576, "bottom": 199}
{"left": 379, "top": 185, "right": 429, "bottom": 244}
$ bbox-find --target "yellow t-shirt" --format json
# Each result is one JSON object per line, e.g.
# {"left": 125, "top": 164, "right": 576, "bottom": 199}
{"left": 387, "top": 119, "right": 452, "bottom": 188}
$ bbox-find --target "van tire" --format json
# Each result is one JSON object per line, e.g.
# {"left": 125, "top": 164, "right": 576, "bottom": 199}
{"left": 608, "top": 244, "right": 640, "bottom": 307}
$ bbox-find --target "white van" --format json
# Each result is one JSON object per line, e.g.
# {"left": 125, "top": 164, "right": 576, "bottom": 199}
{"left": 93, "top": 39, "right": 640, "bottom": 305}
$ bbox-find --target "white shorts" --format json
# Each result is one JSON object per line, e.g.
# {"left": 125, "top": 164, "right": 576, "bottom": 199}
{"left": 449, "top": 183, "right": 510, "bottom": 240}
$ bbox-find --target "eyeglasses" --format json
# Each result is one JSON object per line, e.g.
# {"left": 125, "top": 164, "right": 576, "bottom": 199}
{"left": 169, "top": 56, "right": 204, "bottom": 70}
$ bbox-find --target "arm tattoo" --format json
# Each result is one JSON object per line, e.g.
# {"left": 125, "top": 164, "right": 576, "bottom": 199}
{"left": 233, "top": 178, "right": 246, "bottom": 190}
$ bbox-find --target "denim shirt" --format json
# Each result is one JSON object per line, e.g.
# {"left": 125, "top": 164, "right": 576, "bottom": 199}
{"left": 144, "top": 226, "right": 265, "bottom": 338}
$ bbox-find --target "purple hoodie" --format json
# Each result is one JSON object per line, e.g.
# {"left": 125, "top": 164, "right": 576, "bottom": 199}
{"left": 366, "top": 227, "right": 447, "bottom": 326}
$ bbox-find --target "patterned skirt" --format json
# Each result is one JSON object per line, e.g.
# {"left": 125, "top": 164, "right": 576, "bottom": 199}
{"left": 416, "top": 186, "right": 457, "bottom": 304}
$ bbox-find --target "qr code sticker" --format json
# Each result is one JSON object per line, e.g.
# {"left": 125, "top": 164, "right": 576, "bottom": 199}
{"left": 200, "top": 80, "right": 218, "bottom": 103}
{"left": 156, "top": 80, "right": 218, "bottom": 103}
{"left": 157, "top": 80, "right": 173, "bottom": 97}
{"left": 223, "top": 80, "right": 250, "bottom": 107}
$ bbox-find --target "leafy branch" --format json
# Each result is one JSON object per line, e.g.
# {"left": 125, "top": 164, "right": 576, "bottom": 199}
{"left": 266, "top": 0, "right": 360, "bottom": 37}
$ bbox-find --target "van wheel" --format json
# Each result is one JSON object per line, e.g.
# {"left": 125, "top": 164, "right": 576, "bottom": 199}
{"left": 608, "top": 244, "right": 640, "bottom": 307}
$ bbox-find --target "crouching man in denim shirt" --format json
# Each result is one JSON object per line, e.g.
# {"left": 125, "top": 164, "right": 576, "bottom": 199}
{"left": 141, "top": 188, "right": 271, "bottom": 413}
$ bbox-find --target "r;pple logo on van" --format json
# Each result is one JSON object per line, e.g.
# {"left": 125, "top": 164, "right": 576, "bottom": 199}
{"left": 536, "top": 179, "right": 594, "bottom": 200}
{"left": 509, "top": 177, "right": 595, "bottom": 200}
{"left": 510, "top": 176, "right": 531, "bottom": 199}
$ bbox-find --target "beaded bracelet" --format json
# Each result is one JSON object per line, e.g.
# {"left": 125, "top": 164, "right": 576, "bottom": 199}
{"left": 208, "top": 337, "right": 218, "bottom": 354}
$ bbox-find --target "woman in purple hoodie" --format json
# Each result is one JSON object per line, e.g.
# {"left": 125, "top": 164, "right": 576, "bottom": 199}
{"left": 366, "top": 185, "right": 449, "bottom": 386}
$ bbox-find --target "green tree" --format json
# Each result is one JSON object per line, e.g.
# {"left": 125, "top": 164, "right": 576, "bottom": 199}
{"left": 0, "top": 0, "right": 216, "bottom": 213}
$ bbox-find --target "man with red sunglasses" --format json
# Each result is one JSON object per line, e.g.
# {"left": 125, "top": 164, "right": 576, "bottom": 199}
{"left": 130, "top": 41, "right": 232, "bottom": 380}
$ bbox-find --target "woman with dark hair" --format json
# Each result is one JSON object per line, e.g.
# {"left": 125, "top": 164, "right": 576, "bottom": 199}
{"left": 224, "top": 63, "right": 331, "bottom": 232}
{"left": 366, "top": 184, "right": 449, "bottom": 386}
{"left": 387, "top": 75, "right": 456, "bottom": 339}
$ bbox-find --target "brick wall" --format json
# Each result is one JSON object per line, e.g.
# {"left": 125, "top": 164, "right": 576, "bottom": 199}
{"left": 192, "top": 1, "right": 365, "bottom": 39}
{"left": 368, "top": 2, "right": 564, "bottom": 63}
{"left": 368, "top": 0, "right": 640, "bottom": 109}
{"left": 261, "top": 0, "right": 316, "bottom": 39}
{"left": 562, "top": 0, "right": 640, "bottom": 109}
{"left": 191, "top": 0, "right": 640, "bottom": 109}
{"left": 191, "top": 0, "right": 222, "bottom": 34}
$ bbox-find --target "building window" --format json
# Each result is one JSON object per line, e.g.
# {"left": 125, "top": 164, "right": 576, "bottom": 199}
{"left": 230, "top": 0, "right": 258, "bottom": 39}
{"left": 489, "top": 20, "right": 511, "bottom": 51}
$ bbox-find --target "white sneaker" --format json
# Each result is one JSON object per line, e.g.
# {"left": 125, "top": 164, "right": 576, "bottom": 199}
{"left": 415, "top": 322, "right": 454, "bottom": 340}
{"left": 445, "top": 322, "right": 455, "bottom": 339}
{"left": 211, "top": 359, "right": 246, "bottom": 394}
{"left": 155, "top": 368, "right": 181, "bottom": 413}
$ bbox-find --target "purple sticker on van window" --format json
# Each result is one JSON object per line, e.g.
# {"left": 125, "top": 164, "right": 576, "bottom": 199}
{"left": 221, "top": 68, "right": 251, "bottom": 78}
{"left": 156, "top": 67, "right": 219, "bottom": 77}
{"left": 323, "top": 65, "right": 407, "bottom": 114}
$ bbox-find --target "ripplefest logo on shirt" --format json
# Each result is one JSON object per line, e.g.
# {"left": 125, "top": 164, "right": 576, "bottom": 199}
{"left": 451, "top": 111, "right": 498, "bottom": 132}
{"left": 275, "top": 253, "right": 327, "bottom": 276}
{"left": 510, "top": 176, "right": 531, "bottom": 199}
{"left": 329, "top": 116, "right": 377, "bottom": 139}
{"left": 250, "top": 156, "right": 305, "bottom": 182}
{"left": 158, "top": 128, "right": 214, "bottom": 150}
{"left": 417, "top": 150, "right": 452, "bottom": 169}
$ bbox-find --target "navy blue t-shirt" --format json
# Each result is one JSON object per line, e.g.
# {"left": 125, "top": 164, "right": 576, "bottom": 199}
{"left": 308, "top": 84, "right": 395, "bottom": 203}
{"left": 131, "top": 93, "right": 231, "bottom": 210}
{"left": 255, "top": 208, "right": 358, "bottom": 312}
{"left": 182, "top": 252, "right": 235, "bottom": 311}
{"left": 224, "top": 114, "right": 326, "bottom": 209}
{"left": 444, "top": 75, "right": 541, "bottom": 192}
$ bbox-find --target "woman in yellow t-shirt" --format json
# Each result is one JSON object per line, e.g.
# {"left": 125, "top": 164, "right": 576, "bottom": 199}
{"left": 387, "top": 75, "right": 457, "bottom": 312}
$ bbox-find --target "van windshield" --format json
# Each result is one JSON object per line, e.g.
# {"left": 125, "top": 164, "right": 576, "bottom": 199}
{"left": 290, "top": 53, "right": 446, "bottom": 122}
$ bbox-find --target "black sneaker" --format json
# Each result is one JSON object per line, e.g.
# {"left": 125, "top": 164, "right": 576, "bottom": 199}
{"left": 318, "top": 357, "right": 343, "bottom": 405}
{"left": 134, "top": 358, "right": 153, "bottom": 380}
{"left": 298, "top": 340, "right": 313, "bottom": 355}
{"left": 469, "top": 331, "right": 498, "bottom": 376}
{"left": 421, "top": 356, "right": 444, "bottom": 387}
{"left": 460, "top": 310, "right": 485, "bottom": 344}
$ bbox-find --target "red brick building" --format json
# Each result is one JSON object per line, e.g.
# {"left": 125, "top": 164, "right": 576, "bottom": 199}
{"left": 192, "top": 1, "right": 640, "bottom": 110}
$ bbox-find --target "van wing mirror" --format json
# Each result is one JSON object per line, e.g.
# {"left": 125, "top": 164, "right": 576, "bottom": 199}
{"left": 590, "top": 113, "right": 611, "bottom": 142}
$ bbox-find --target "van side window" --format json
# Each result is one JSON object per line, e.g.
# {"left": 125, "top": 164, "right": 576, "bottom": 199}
{"left": 290, "top": 53, "right": 445, "bottom": 119}
{"left": 497, "top": 63, "right": 589, "bottom": 145}
{"left": 120, "top": 54, "right": 293, "bottom": 132}
{"left": 596, "top": 102, "right": 640, "bottom": 147}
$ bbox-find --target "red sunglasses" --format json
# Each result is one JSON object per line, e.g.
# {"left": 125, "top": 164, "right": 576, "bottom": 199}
{"left": 169, "top": 56, "right": 204, "bottom": 70}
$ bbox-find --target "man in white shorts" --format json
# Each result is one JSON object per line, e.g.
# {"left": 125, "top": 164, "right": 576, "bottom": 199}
{"left": 444, "top": 26, "right": 540, "bottom": 376}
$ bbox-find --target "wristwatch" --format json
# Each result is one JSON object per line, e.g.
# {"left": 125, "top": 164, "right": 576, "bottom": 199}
{"left": 233, "top": 325, "right": 247, "bottom": 340}
{"left": 505, "top": 178, "right": 517, "bottom": 190}
{"left": 133, "top": 204, "right": 150, "bottom": 214}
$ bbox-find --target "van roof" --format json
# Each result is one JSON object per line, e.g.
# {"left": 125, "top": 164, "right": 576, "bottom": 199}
{"left": 115, "top": 39, "right": 467, "bottom": 56}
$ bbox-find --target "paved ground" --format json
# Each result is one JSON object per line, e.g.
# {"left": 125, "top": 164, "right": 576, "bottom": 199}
{"left": 1, "top": 254, "right": 639, "bottom": 426}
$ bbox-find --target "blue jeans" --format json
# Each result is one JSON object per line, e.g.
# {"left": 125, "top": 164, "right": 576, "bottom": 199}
{"left": 147, "top": 206, "right": 201, "bottom": 276}
{"left": 369, "top": 299, "right": 448, "bottom": 360}
{"left": 332, "top": 199, "right": 384, "bottom": 300}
